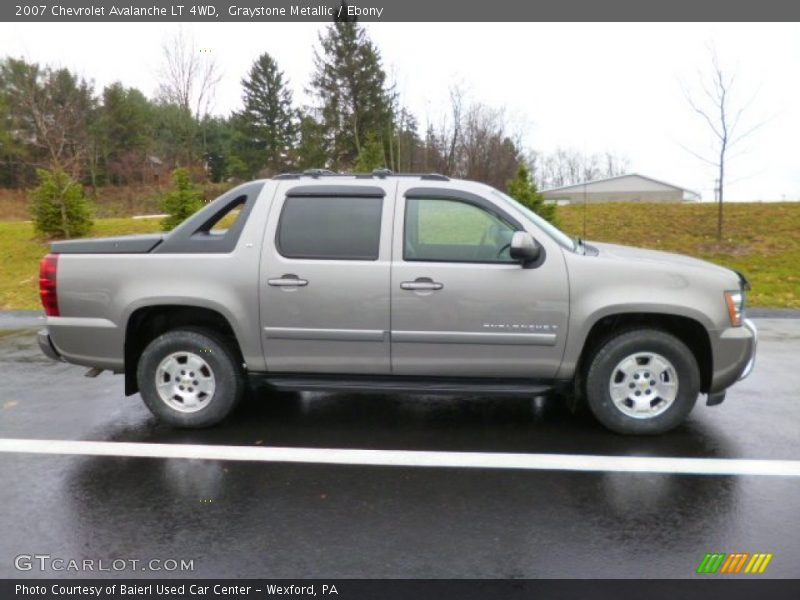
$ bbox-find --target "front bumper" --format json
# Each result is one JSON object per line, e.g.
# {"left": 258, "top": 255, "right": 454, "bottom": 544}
{"left": 739, "top": 318, "right": 757, "bottom": 380}
{"left": 709, "top": 318, "right": 757, "bottom": 393}
{"left": 37, "top": 329, "right": 63, "bottom": 361}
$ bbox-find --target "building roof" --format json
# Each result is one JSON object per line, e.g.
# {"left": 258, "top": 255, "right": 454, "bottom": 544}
{"left": 542, "top": 173, "right": 700, "bottom": 199}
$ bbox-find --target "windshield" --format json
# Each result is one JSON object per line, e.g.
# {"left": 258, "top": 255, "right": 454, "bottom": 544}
{"left": 488, "top": 189, "right": 576, "bottom": 251}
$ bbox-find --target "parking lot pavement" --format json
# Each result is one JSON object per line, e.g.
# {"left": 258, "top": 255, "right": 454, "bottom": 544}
{"left": 0, "top": 318, "right": 798, "bottom": 578}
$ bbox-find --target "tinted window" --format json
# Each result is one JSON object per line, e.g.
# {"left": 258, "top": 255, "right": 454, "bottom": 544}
{"left": 208, "top": 196, "right": 246, "bottom": 235}
{"left": 405, "top": 198, "right": 516, "bottom": 263}
{"left": 278, "top": 196, "right": 383, "bottom": 260}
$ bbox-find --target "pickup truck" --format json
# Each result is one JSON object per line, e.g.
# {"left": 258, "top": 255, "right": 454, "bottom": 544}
{"left": 37, "top": 171, "right": 757, "bottom": 434}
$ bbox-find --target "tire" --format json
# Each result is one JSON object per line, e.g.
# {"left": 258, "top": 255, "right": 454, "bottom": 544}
{"left": 136, "top": 327, "right": 246, "bottom": 428}
{"left": 584, "top": 329, "right": 700, "bottom": 435}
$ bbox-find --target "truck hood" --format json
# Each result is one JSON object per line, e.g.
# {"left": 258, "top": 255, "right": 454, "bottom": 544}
{"left": 589, "top": 241, "right": 735, "bottom": 278}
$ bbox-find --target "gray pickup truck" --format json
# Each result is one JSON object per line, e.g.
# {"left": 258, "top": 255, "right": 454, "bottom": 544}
{"left": 37, "top": 171, "right": 756, "bottom": 434}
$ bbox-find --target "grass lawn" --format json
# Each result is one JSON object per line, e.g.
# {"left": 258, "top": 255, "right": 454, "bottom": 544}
{"left": 0, "top": 218, "right": 162, "bottom": 311}
{"left": 0, "top": 202, "right": 798, "bottom": 310}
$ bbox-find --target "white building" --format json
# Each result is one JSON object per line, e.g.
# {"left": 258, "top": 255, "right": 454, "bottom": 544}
{"left": 542, "top": 173, "right": 701, "bottom": 205}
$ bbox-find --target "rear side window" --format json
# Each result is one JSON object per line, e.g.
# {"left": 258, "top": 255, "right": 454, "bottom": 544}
{"left": 209, "top": 198, "right": 245, "bottom": 234}
{"left": 277, "top": 196, "right": 383, "bottom": 260}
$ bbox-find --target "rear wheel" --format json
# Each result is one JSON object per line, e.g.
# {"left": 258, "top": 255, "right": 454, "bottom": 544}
{"left": 584, "top": 329, "right": 700, "bottom": 435}
{"left": 137, "top": 328, "right": 245, "bottom": 427}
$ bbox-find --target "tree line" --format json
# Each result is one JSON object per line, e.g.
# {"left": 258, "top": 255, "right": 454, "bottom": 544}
{"left": 1, "top": 21, "right": 629, "bottom": 193}
{"left": 0, "top": 20, "right": 635, "bottom": 238}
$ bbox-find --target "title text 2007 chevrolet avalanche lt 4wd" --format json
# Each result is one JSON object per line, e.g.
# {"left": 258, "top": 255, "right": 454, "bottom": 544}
{"left": 37, "top": 171, "right": 756, "bottom": 434}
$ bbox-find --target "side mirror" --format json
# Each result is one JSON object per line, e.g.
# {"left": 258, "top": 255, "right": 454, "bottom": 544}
{"left": 509, "top": 231, "right": 541, "bottom": 266}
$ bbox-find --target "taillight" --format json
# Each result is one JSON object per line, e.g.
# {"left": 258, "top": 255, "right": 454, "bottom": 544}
{"left": 39, "top": 253, "right": 59, "bottom": 316}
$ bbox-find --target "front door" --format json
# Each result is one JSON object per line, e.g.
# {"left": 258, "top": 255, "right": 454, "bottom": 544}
{"left": 390, "top": 184, "right": 569, "bottom": 378}
{"left": 260, "top": 181, "right": 395, "bottom": 374}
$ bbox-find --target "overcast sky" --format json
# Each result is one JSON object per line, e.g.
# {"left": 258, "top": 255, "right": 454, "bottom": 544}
{"left": 2, "top": 21, "right": 799, "bottom": 200}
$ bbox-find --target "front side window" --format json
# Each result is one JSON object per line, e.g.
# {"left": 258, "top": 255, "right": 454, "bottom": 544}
{"left": 404, "top": 198, "right": 517, "bottom": 263}
{"left": 278, "top": 196, "right": 383, "bottom": 260}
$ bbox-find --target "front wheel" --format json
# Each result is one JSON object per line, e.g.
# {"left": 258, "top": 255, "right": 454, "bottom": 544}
{"left": 137, "top": 328, "right": 245, "bottom": 428}
{"left": 584, "top": 329, "right": 700, "bottom": 435}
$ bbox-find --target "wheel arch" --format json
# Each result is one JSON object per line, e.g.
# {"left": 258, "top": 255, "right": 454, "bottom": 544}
{"left": 123, "top": 304, "right": 244, "bottom": 396}
{"left": 573, "top": 311, "right": 713, "bottom": 396}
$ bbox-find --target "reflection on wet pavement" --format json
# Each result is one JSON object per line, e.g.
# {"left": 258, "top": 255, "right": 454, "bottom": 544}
{"left": 1, "top": 320, "right": 799, "bottom": 577}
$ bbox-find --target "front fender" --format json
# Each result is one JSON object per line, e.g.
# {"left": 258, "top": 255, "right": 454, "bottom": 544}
{"left": 558, "top": 301, "right": 716, "bottom": 380}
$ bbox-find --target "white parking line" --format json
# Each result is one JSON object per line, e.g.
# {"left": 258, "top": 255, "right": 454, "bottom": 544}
{"left": 1, "top": 438, "right": 799, "bottom": 477}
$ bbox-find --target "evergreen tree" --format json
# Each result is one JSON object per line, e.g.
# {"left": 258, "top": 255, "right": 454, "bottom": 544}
{"left": 0, "top": 89, "right": 25, "bottom": 186}
{"left": 235, "top": 53, "right": 296, "bottom": 176}
{"left": 98, "top": 83, "right": 153, "bottom": 184}
{"left": 354, "top": 134, "right": 386, "bottom": 172}
{"left": 310, "top": 21, "right": 394, "bottom": 169}
{"left": 150, "top": 101, "right": 201, "bottom": 168}
{"left": 161, "top": 168, "right": 203, "bottom": 231}
{"left": 295, "top": 114, "right": 329, "bottom": 170}
{"left": 29, "top": 168, "right": 94, "bottom": 238}
{"left": 202, "top": 115, "right": 249, "bottom": 182}
{"left": 506, "top": 163, "right": 557, "bottom": 225}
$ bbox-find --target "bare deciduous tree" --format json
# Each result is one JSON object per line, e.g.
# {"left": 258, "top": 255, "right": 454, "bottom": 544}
{"left": 533, "top": 147, "right": 629, "bottom": 190}
{"left": 681, "top": 44, "right": 765, "bottom": 241}
{"left": 157, "top": 28, "right": 221, "bottom": 120}
{"left": 0, "top": 59, "right": 95, "bottom": 178}
{"left": 424, "top": 87, "right": 521, "bottom": 190}
{"left": 445, "top": 86, "right": 463, "bottom": 175}
{"left": 459, "top": 103, "right": 519, "bottom": 187}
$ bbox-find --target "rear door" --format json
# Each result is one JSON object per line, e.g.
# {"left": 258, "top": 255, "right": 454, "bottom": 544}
{"left": 390, "top": 183, "right": 569, "bottom": 378}
{"left": 259, "top": 181, "right": 395, "bottom": 373}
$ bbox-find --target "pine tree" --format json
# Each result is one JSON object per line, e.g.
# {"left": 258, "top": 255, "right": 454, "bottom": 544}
{"left": 295, "top": 114, "right": 329, "bottom": 170}
{"left": 235, "top": 53, "right": 296, "bottom": 176}
{"left": 161, "top": 168, "right": 203, "bottom": 231}
{"left": 30, "top": 168, "right": 93, "bottom": 239}
{"left": 310, "top": 21, "right": 394, "bottom": 170}
{"left": 507, "top": 163, "right": 557, "bottom": 225}
{"left": 98, "top": 83, "right": 152, "bottom": 184}
{"left": 354, "top": 134, "right": 386, "bottom": 172}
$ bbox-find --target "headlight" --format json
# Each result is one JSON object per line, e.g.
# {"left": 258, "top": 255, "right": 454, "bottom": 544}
{"left": 724, "top": 290, "right": 745, "bottom": 327}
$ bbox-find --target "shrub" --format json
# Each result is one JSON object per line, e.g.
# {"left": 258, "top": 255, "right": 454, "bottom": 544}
{"left": 161, "top": 168, "right": 204, "bottom": 231}
{"left": 29, "top": 168, "right": 93, "bottom": 239}
{"left": 353, "top": 135, "right": 386, "bottom": 172}
{"left": 507, "top": 163, "right": 557, "bottom": 225}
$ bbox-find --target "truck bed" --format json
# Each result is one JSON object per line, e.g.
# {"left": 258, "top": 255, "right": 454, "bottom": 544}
{"left": 50, "top": 234, "right": 164, "bottom": 254}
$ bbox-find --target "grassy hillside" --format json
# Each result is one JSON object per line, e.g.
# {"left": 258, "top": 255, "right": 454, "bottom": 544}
{"left": 557, "top": 202, "right": 800, "bottom": 308}
{"left": 0, "top": 202, "right": 798, "bottom": 310}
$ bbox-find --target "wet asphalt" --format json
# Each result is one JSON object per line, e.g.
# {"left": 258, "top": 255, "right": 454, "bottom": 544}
{"left": 0, "top": 314, "right": 798, "bottom": 579}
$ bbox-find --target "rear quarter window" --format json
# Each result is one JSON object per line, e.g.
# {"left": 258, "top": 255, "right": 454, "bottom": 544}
{"left": 277, "top": 196, "right": 383, "bottom": 260}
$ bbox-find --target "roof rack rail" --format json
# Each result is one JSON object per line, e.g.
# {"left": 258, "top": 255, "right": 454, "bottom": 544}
{"left": 303, "top": 168, "right": 338, "bottom": 177}
{"left": 273, "top": 169, "right": 338, "bottom": 180}
{"left": 273, "top": 170, "right": 450, "bottom": 182}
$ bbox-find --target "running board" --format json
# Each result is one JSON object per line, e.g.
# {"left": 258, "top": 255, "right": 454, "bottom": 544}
{"left": 250, "top": 374, "right": 553, "bottom": 397}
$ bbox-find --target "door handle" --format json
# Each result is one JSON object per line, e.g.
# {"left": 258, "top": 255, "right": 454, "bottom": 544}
{"left": 268, "top": 274, "right": 308, "bottom": 287}
{"left": 400, "top": 277, "right": 443, "bottom": 291}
